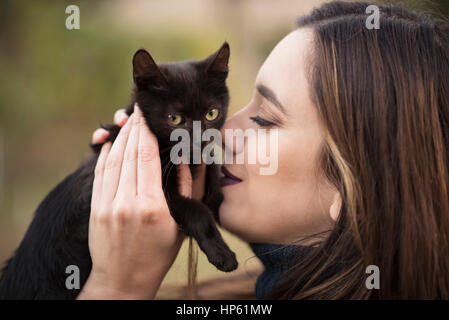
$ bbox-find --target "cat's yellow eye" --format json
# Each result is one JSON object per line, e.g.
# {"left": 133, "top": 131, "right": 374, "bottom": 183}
{"left": 168, "top": 113, "right": 184, "bottom": 125}
{"left": 205, "top": 108, "right": 219, "bottom": 121}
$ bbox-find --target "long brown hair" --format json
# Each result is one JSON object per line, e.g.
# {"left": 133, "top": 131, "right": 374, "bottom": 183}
{"left": 268, "top": 1, "right": 449, "bottom": 299}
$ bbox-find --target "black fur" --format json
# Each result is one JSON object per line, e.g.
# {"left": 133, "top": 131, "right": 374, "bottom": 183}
{"left": 0, "top": 43, "right": 237, "bottom": 300}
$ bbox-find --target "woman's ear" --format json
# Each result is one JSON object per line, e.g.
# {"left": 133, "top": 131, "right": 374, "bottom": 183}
{"left": 329, "top": 192, "right": 342, "bottom": 222}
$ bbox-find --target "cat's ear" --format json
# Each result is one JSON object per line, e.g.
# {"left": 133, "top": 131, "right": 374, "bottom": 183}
{"left": 205, "top": 42, "right": 230, "bottom": 77}
{"left": 132, "top": 49, "right": 166, "bottom": 89}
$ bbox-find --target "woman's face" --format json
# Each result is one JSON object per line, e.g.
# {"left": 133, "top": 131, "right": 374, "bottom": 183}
{"left": 219, "top": 28, "right": 337, "bottom": 244}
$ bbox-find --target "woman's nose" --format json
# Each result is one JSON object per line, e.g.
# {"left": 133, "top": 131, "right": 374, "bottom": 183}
{"left": 221, "top": 107, "right": 250, "bottom": 155}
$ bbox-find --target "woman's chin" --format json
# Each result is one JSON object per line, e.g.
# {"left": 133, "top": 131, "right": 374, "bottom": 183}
{"left": 219, "top": 204, "right": 249, "bottom": 240}
{"left": 220, "top": 212, "right": 265, "bottom": 243}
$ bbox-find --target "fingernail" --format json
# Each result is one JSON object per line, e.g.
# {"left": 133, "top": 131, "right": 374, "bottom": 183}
{"left": 92, "top": 128, "right": 109, "bottom": 143}
{"left": 118, "top": 113, "right": 128, "bottom": 125}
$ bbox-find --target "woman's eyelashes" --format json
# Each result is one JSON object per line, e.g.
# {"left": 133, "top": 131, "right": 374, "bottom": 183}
{"left": 249, "top": 97, "right": 284, "bottom": 128}
{"left": 249, "top": 116, "right": 277, "bottom": 127}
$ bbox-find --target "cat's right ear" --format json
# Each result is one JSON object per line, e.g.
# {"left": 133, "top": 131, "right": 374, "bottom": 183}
{"left": 132, "top": 49, "right": 166, "bottom": 89}
{"left": 205, "top": 42, "right": 230, "bottom": 78}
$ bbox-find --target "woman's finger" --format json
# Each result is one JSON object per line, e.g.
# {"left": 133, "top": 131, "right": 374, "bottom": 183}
{"left": 116, "top": 110, "right": 140, "bottom": 197}
{"left": 135, "top": 104, "right": 163, "bottom": 197}
{"left": 177, "top": 163, "right": 192, "bottom": 198}
{"left": 92, "top": 128, "right": 110, "bottom": 144}
{"left": 114, "top": 109, "right": 129, "bottom": 126}
{"left": 92, "top": 142, "right": 112, "bottom": 211}
{"left": 101, "top": 114, "right": 134, "bottom": 203}
{"left": 91, "top": 109, "right": 129, "bottom": 145}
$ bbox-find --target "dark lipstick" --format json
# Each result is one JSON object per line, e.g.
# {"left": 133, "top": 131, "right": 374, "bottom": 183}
{"left": 220, "top": 166, "right": 242, "bottom": 187}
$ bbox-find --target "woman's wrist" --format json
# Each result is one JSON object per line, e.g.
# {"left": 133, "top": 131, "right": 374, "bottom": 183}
{"left": 77, "top": 267, "right": 166, "bottom": 300}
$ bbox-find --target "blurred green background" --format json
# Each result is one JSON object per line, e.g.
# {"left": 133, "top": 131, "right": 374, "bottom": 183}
{"left": 0, "top": 0, "right": 447, "bottom": 293}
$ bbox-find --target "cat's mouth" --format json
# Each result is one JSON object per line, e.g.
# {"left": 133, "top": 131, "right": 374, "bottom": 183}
{"left": 220, "top": 166, "right": 242, "bottom": 187}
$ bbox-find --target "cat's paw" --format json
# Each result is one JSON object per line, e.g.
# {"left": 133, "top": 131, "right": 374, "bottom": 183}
{"left": 202, "top": 241, "right": 238, "bottom": 272}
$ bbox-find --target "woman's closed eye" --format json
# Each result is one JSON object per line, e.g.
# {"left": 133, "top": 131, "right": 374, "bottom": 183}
{"left": 249, "top": 95, "right": 285, "bottom": 128}
{"left": 249, "top": 116, "right": 276, "bottom": 127}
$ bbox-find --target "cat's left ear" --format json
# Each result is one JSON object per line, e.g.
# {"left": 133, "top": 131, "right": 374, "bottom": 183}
{"left": 132, "top": 49, "right": 167, "bottom": 89}
{"left": 205, "top": 42, "right": 230, "bottom": 77}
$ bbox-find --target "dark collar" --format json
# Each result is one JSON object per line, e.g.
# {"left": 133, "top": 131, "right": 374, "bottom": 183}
{"left": 249, "top": 242, "right": 309, "bottom": 299}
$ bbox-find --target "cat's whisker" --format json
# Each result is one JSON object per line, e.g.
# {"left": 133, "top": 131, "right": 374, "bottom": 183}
{"left": 161, "top": 161, "right": 174, "bottom": 191}
{"left": 159, "top": 146, "right": 172, "bottom": 155}
{"left": 162, "top": 159, "right": 173, "bottom": 176}
{"left": 161, "top": 157, "right": 173, "bottom": 167}
{"left": 164, "top": 162, "right": 176, "bottom": 192}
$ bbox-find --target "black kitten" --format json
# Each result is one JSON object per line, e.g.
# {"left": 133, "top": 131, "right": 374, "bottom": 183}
{"left": 0, "top": 42, "right": 238, "bottom": 300}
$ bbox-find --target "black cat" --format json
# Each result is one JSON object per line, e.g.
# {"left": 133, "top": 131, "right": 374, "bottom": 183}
{"left": 0, "top": 42, "right": 238, "bottom": 299}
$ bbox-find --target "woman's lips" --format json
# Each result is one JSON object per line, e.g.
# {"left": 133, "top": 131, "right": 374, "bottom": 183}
{"left": 220, "top": 166, "right": 242, "bottom": 187}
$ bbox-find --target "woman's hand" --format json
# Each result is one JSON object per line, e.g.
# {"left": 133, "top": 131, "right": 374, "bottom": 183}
{"left": 91, "top": 108, "right": 207, "bottom": 200}
{"left": 91, "top": 108, "right": 130, "bottom": 144}
{"left": 78, "top": 104, "right": 192, "bottom": 300}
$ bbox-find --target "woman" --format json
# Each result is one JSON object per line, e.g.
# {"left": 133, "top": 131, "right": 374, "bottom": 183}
{"left": 78, "top": 1, "right": 449, "bottom": 299}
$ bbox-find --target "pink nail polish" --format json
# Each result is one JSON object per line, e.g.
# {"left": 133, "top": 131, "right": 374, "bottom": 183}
{"left": 119, "top": 114, "right": 127, "bottom": 124}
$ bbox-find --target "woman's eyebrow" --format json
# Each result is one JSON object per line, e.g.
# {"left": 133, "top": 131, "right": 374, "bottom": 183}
{"left": 256, "top": 84, "right": 287, "bottom": 115}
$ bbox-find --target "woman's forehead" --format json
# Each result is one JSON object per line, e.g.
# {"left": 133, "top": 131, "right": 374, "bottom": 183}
{"left": 255, "top": 28, "right": 315, "bottom": 120}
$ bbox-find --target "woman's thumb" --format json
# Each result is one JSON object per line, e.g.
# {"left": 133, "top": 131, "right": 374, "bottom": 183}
{"left": 177, "top": 163, "right": 193, "bottom": 198}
